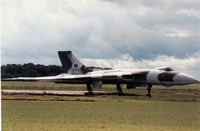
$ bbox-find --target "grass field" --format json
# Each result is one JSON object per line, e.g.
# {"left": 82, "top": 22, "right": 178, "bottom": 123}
{"left": 2, "top": 100, "right": 200, "bottom": 131}
{"left": 1, "top": 82, "right": 200, "bottom": 131}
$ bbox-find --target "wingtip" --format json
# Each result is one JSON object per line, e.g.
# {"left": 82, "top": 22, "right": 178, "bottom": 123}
{"left": 2, "top": 78, "right": 12, "bottom": 81}
{"left": 2, "top": 78, "right": 19, "bottom": 81}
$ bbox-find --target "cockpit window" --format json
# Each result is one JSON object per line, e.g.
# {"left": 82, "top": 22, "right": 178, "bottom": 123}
{"left": 165, "top": 67, "right": 173, "bottom": 71}
{"left": 157, "top": 67, "right": 174, "bottom": 71}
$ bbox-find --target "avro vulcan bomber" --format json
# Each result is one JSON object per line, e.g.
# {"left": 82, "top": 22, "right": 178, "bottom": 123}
{"left": 4, "top": 51, "right": 199, "bottom": 97}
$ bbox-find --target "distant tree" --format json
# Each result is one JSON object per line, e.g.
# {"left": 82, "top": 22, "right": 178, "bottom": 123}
{"left": 47, "top": 65, "right": 63, "bottom": 76}
{"left": 1, "top": 63, "right": 63, "bottom": 78}
{"left": 36, "top": 64, "right": 48, "bottom": 76}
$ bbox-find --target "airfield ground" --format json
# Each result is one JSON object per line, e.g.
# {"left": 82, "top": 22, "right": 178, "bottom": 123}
{"left": 1, "top": 82, "right": 200, "bottom": 131}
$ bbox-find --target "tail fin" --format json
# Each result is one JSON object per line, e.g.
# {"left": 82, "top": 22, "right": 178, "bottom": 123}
{"left": 58, "top": 51, "right": 92, "bottom": 74}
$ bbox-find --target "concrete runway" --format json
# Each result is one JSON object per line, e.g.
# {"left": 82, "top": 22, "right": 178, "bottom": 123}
{"left": 1, "top": 89, "right": 105, "bottom": 95}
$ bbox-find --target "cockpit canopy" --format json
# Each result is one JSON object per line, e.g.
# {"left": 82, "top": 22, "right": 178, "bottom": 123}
{"left": 156, "top": 67, "right": 174, "bottom": 71}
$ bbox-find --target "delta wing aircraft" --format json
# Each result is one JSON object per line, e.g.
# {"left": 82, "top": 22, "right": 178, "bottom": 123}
{"left": 4, "top": 51, "right": 200, "bottom": 97}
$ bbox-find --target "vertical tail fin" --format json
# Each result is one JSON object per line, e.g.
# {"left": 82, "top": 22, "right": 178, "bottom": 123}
{"left": 58, "top": 51, "right": 92, "bottom": 74}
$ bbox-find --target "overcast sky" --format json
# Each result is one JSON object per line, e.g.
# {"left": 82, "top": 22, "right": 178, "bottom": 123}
{"left": 1, "top": 0, "right": 200, "bottom": 78}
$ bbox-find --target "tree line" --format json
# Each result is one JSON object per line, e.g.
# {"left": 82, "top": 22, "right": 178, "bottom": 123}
{"left": 1, "top": 63, "right": 112, "bottom": 78}
{"left": 1, "top": 63, "right": 64, "bottom": 78}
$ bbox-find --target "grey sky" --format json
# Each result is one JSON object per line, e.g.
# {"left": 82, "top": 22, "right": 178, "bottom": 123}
{"left": 1, "top": 0, "right": 200, "bottom": 78}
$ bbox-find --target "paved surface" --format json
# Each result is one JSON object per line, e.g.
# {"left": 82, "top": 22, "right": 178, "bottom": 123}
{"left": 2, "top": 89, "right": 105, "bottom": 95}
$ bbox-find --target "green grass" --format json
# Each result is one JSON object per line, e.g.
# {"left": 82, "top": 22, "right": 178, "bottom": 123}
{"left": 2, "top": 100, "right": 200, "bottom": 131}
{"left": 2, "top": 82, "right": 200, "bottom": 130}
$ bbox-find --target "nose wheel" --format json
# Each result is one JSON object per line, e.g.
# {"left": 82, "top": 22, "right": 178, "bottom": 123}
{"left": 146, "top": 85, "right": 152, "bottom": 97}
{"left": 116, "top": 83, "right": 123, "bottom": 95}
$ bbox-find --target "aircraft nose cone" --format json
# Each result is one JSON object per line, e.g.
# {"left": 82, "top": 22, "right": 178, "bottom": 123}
{"left": 173, "top": 73, "right": 197, "bottom": 84}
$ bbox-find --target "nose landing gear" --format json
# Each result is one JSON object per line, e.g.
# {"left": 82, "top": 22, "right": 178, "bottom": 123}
{"left": 116, "top": 83, "right": 123, "bottom": 95}
{"left": 146, "top": 84, "right": 152, "bottom": 97}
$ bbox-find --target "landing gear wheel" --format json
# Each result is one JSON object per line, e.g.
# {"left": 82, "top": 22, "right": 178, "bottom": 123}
{"left": 85, "top": 92, "right": 94, "bottom": 96}
{"left": 146, "top": 85, "right": 152, "bottom": 97}
{"left": 86, "top": 82, "right": 94, "bottom": 96}
{"left": 116, "top": 83, "right": 123, "bottom": 95}
{"left": 146, "top": 94, "right": 151, "bottom": 97}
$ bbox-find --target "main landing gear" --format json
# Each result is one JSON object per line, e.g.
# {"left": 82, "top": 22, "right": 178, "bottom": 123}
{"left": 85, "top": 82, "right": 94, "bottom": 95}
{"left": 116, "top": 83, "right": 123, "bottom": 95}
{"left": 146, "top": 84, "right": 152, "bottom": 97}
